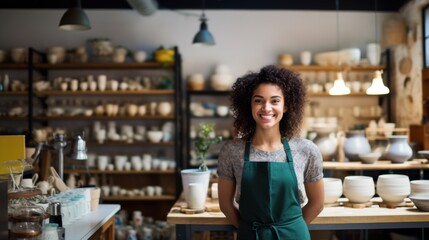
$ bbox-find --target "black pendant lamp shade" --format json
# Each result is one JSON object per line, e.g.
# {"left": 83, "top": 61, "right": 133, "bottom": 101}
{"left": 59, "top": 0, "right": 91, "bottom": 31}
{"left": 193, "top": 14, "right": 215, "bottom": 46}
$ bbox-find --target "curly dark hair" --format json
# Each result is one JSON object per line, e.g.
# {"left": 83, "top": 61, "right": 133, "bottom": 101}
{"left": 230, "top": 65, "right": 307, "bottom": 141}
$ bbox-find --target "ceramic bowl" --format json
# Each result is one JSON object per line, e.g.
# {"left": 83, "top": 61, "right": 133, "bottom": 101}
{"left": 343, "top": 176, "right": 375, "bottom": 203}
{"left": 409, "top": 195, "right": 429, "bottom": 212}
{"left": 358, "top": 152, "right": 381, "bottom": 164}
{"left": 339, "top": 48, "right": 361, "bottom": 66}
{"left": 410, "top": 180, "right": 429, "bottom": 196}
{"left": 311, "top": 123, "right": 337, "bottom": 135}
{"left": 376, "top": 174, "right": 410, "bottom": 204}
{"left": 323, "top": 178, "right": 343, "bottom": 204}
{"left": 147, "top": 130, "right": 163, "bottom": 143}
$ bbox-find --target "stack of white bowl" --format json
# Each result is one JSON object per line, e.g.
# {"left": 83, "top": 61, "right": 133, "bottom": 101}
{"left": 409, "top": 180, "right": 429, "bottom": 211}
{"left": 343, "top": 176, "right": 375, "bottom": 203}
{"left": 410, "top": 180, "right": 429, "bottom": 196}
{"left": 323, "top": 178, "right": 343, "bottom": 204}
{"left": 376, "top": 174, "right": 410, "bottom": 204}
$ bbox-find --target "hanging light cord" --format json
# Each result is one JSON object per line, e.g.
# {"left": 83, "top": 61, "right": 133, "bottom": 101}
{"left": 374, "top": 0, "right": 378, "bottom": 44}
{"left": 336, "top": 0, "right": 341, "bottom": 70}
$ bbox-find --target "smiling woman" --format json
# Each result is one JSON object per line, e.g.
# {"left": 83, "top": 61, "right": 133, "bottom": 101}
{"left": 217, "top": 65, "right": 324, "bottom": 240}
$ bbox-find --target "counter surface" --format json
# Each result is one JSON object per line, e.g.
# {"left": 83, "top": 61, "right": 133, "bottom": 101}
{"left": 167, "top": 198, "right": 429, "bottom": 226}
{"left": 322, "top": 159, "right": 429, "bottom": 170}
{"left": 65, "top": 204, "right": 120, "bottom": 240}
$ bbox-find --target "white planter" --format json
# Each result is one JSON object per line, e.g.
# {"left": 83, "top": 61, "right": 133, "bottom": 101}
{"left": 181, "top": 169, "right": 210, "bottom": 209}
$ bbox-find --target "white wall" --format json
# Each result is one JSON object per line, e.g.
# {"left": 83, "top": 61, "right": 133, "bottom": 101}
{"left": 0, "top": 9, "right": 397, "bottom": 78}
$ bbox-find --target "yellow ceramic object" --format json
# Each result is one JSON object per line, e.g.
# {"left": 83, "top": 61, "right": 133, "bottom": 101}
{"left": 0, "top": 135, "right": 26, "bottom": 174}
{"left": 154, "top": 49, "right": 174, "bottom": 63}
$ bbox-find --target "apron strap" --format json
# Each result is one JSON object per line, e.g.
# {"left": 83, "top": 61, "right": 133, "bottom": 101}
{"left": 282, "top": 138, "right": 294, "bottom": 163}
{"left": 244, "top": 141, "right": 251, "bottom": 162}
{"left": 252, "top": 221, "right": 282, "bottom": 240}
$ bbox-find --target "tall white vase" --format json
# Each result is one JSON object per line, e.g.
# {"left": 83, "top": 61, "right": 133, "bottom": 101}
{"left": 366, "top": 43, "right": 381, "bottom": 66}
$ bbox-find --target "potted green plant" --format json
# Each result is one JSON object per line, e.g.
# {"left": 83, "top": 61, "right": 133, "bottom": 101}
{"left": 181, "top": 123, "right": 222, "bottom": 209}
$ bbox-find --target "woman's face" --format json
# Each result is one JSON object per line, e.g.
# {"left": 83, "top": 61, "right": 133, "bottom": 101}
{"left": 251, "top": 83, "right": 287, "bottom": 130}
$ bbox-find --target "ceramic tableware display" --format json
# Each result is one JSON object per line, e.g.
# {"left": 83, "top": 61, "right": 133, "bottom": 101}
{"left": 311, "top": 123, "right": 337, "bottom": 161}
{"left": 343, "top": 176, "right": 375, "bottom": 203}
{"left": 323, "top": 178, "right": 343, "bottom": 204}
{"left": 410, "top": 180, "right": 429, "bottom": 196}
{"left": 376, "top": 174, "right": 410, "bottom": 204}
{"left": 358, "top": 152, "right": 381, "bottom": 164}
{"left": 409, "top": 195, "right": 429, "bottom": 212}
{"left": 210, "top": 64, "right": 234, "bottom": 91}
{"left": 343, "top": 130, "right": 371, "bottom": 161}
{"left": 384, "top": 135, "right": 413, "bottom": 163}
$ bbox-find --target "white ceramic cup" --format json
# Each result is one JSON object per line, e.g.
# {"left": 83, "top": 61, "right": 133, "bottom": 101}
{"left": 97, "top": 155, "right": 109, "bottom": 170}
{"left": 300, "top": 51, "right": 312, "bottom": 65}
{"left": 187, "top": 183, "right": 206, "bottom": 209}
{"left": 21, "top": 178, "right": 35, "bottom": 188}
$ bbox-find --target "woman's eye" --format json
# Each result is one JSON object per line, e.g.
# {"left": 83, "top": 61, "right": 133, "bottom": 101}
{"left": 254, "top": 99, "right": 263, "bottom": 104}
{"left": 272, "top": 99, "right": 281, "bottom": 104}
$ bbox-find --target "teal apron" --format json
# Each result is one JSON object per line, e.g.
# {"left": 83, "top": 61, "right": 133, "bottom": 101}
{"left": 237, "top": 139, "right": 310, "bottom": 240}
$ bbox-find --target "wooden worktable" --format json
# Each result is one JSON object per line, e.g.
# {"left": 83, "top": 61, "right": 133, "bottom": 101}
{"left": 322, "top": 159, "right": 429, "bottom": 171}
{"left": 167, "top": 198, "right": 429, "bottom": 240}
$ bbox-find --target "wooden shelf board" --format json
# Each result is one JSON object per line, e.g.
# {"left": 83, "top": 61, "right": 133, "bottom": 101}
{"left": 34, "top": 89, "right": 174, "bottom": 95}
{"left": 0, "top": 63, "right": 28, "bottom": 69}
{"left": 33, "top": 62, "right": 174, "bottom": 70}
{"left": 64, "top": 169, "right": 175, "bottom": 174}
{"left": 0, "top": 116, "right": 28, "bottom": 120}
{"left": 103, "top": 195, "right": 176, "bottom": 201}
{"left": 188, "top": 90, "right": 231, "bottom": 95}
{"left": 0, "top": 91, "right": 28, "bottom": 96}
{"left": 86, "top": 141, "right": 174, "bottom": 146}
{"left": 33, "top": 115, "right": 175, "bottom": 120}
{"left": 309, "top": 92, "right": 376, "bottom": 97}
{"left": 279, "top": 64, "right": 386, "bottom": 72}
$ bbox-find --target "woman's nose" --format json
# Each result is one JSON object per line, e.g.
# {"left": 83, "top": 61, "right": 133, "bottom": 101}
{"left": 262, "top": 102, "right": 272, "bottom": 110}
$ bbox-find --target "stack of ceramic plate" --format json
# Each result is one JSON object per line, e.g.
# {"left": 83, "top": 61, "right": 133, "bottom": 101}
{"left": 376, "top": 174, "right": 410, "bottom": 204}
{"left": 323, "top": 178, "right": 343, "bottom": 204}
{"left": 343, "top": 176, "right": 375, "bottom": 203}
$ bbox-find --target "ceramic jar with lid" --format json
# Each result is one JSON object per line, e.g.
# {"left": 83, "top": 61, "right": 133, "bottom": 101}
{"left": 384, "top": 135, "right": 413, "bottom": 163}
{"left": 343, "top": 130, "right": 371, "bottom": 161}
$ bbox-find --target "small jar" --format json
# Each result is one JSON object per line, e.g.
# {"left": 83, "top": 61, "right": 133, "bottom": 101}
{"left": 42, "top": 223, "right": 59, "bottom": 240}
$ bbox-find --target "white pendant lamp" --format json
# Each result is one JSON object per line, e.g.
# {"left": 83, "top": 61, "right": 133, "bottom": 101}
{"left": 329, "top": 0, "right": 350, "bottom": 96}
{"left": 366, "top": 0, "right": 390, "bottom": 95}
{"left": 366, "top": 70, "right": 389, "bottom": 95}
{"left": 329, "top": 72, "right": 351, "bottom": 95}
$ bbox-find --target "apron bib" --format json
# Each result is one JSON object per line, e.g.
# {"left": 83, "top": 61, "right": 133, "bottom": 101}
{"left": 237, "top": 139, "right": 310, "bottom": 240}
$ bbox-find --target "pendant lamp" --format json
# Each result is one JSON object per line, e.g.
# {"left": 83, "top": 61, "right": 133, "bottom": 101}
{"left": 59, "top": 0, "right": 91, "bottom": 31}
{"left": 366, "top": 70, "right": 389, "bottom": 95}
{"left": 329, "top": 72, "right": 351, "bottom": 95}
{"left": 193, "top": 0, "right": 215, "bottom": 46}
{"left": 329, "top": 0, "right": 350, "bottom": 96}
{"left": 366, "top": 0, "right": 390, "bottom": 95}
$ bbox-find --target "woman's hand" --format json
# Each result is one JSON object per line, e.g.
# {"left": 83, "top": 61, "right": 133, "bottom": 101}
{"left": 302, "top": 179, "right": 324, "bottom": 224}
{"left": 218, "top": 178, "right": 240, "bottom": 228}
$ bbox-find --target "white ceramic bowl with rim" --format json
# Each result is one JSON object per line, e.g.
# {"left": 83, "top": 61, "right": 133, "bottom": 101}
{"left": 376, "top": 174, "right": 410, "bottom": 204}
{"left": 410, "top": 180, "right": 429, "bottom": 196}
{"left": 323, "top": 178, "right": 343, "bottom": 204}
{"left": 147, "top": 130, "right": 164, "bottom": 143}
{"left": 409, "top": 194, "right": 429, "bottom": 212}
{"left": 343, "top": 176, "right": 375, "bottom": 203}
{"left": 358, "top": 152, "right": 381, "bottom": 164}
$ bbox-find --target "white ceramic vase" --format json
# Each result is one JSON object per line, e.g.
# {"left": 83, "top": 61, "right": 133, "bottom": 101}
{"left": 384, "top": 135, "right": 412, "bottom": 163}
{"left": 343, "top": 131, "right": 371, "bottom": 161}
